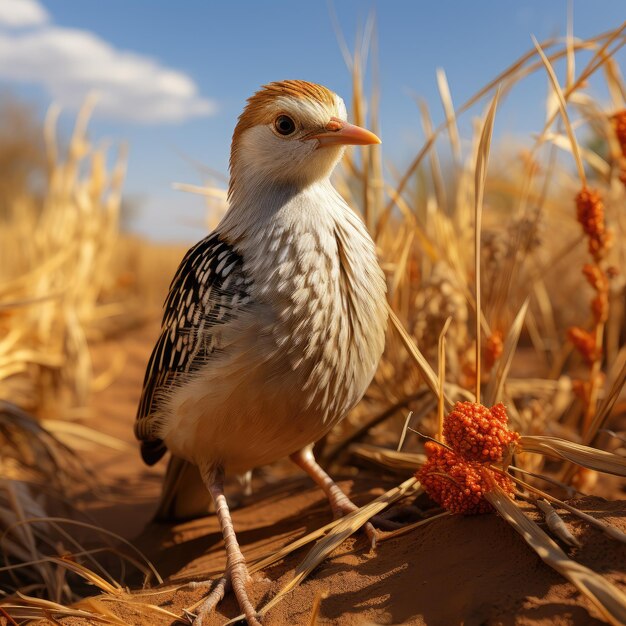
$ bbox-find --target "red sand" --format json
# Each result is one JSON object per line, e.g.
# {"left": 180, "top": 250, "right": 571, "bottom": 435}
{"left": 42, "top": 323, "right": 626, "bottom": 625}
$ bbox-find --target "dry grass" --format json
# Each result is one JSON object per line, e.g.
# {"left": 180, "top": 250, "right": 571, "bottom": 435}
{"left": 1, "top": 16, "right": 626, "bottom": 626}
{"left": 0, "top": 100, "right": 166, "bottom": 620}
{"left": 0, "top": 97, "right": 127, "bottom": 413}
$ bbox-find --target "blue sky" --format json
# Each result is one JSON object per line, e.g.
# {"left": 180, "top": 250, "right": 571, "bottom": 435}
{"left": 1, "top": 0, "right": 624, "bottom": 241}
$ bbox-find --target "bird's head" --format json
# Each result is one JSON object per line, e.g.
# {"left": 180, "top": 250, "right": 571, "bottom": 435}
{"left": 229, "top": 80, "right": 380, "bottom": 196}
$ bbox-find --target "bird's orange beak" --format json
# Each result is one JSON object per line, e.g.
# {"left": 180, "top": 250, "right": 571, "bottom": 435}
{"left": 310, "top": 117, "right": 381, "bottom": 147}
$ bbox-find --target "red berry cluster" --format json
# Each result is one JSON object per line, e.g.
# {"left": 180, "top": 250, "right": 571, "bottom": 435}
{"left": 575, "top": 187, "right": 612, "bottom": 262}
{"left": 567, "top": 326, "right": 600, "bottom": 366}
{"left": 484, "top": 330, "right": 504, "bottom": 371}
{"left": 582, "top": 264, "right": 609, "bottom": 325}
{"left": 443, "top": 401, "right": 520, "bottom": 463}
{"left": 419, "top": 442, "right": 514, "bottom": 514}
{"left": 418, "top": 402, "right": 519, "bottom": 515}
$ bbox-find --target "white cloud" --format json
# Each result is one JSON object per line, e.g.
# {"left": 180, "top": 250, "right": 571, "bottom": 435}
{"left": 0, "top": 1, "right": 215, "bottom": 123}
{"left": 0, "top": 0, "right": 49, "bottom": 27}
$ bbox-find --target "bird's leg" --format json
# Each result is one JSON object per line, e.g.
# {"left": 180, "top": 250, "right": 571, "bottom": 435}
{"left": 188, "top": 576, "right": 229, "bottom": 624}
{"left": 192, "top": 465, "right": 261, "bottom": 626}
{"left": 290, "top": 447, "right": 390, "bottom": 548}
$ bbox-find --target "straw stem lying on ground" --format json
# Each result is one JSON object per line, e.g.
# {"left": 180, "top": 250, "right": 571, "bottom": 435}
{"left": 486, "top": 483, "right": 626, "bottom": 626}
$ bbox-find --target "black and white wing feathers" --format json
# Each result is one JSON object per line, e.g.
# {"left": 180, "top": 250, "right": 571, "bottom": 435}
{"left": 134, "top": 233, "right": 250, "bottom": 465}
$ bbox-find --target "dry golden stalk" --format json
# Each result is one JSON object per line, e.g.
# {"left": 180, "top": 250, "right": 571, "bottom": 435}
{"left": 611, "top": 110, "right": 626, "bottom": 185}
{"left": 437, "top": 317, "right": 452, "bottom": 440}
{"left": 473, "top": 88, "right": 500, "bottom": 403}
{"left": 1, "top": 593, "right": 122, "bottom": 624}
{"left": 483, "top": 299, "right": 529, "bottom": 407}
{"left": 387, "top": 305, "right": 453, "bottom": 409}
{"left": 349, "top": 443, "right": 426, "bottom": 475}
{"left": 349, "top": 443, "right": 426, "bottom": 473}
{"left": 534, "top": 498, "right": 582, "bottom": 548}
{"left": 532, "top": 36, "right": 586, "bottom": 187}
{"left": 521, "top": 481, "right": 626, "bottom": 546}
{"left": 386, "top": 28, "right": 624, "bottom": 219}
{"left": 486, "top": 484, "right": 626, "bottom": 626}
{"left": 307, "top": 589, "right": 329, "bottom": 626}
{"left": 518, "top": 435, "right": 626, "bottom": 476}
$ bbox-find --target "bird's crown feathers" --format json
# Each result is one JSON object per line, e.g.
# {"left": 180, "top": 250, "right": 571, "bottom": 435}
{"left": 232, "top": 80, "right": 336, "bottom": 144}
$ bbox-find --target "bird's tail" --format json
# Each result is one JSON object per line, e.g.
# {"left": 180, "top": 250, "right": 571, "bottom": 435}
{"left": 154, "top": 456, "right": 212, "bottom": 521}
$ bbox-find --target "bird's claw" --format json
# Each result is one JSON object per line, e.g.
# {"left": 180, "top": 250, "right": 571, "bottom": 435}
{"left": 187, "top": 575, "right": 230, "bottom": 625}
{"left": 186, "top": 580, "right": 214, "bottom": 591}
{"left": 363, "top": 520, "right": 378, "bottom": 550}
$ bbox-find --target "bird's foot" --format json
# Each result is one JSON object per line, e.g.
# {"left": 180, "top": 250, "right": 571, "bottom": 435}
{"left": 195, "top": 467, "right": 262, "bottom": 625}
{"left": 290, "top": 448, "right": 401, "bottom": 550}
{"left": 186, "top": 576, "right": 229, "bottom": 625}
{"left": 186, "top": 566, "right": 260, "bottom": 626}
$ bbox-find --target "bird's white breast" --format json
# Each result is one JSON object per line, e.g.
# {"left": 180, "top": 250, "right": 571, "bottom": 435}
{"left": 161, "top": 182, "right": 387, "bottom": 473}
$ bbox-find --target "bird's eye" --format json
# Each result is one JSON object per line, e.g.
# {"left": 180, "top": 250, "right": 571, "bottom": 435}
{"left": 274, "top": 115, "right": 296, "bottom": 136}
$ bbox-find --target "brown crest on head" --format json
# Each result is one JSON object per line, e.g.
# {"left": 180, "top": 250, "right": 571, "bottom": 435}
{"left": 230, "top": 81, "right": 335, "bottom": 158}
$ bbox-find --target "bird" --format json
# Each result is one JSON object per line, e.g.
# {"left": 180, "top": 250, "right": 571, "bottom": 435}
{"left": 135, "top": 79, "right": 388, "bottom": 625}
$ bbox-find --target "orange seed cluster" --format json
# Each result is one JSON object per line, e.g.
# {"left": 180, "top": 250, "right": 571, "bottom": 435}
{"left": 575, "top": 187, "right": 612, "bottom": 262}
{"left": 484, "top": 330, "right": 504, "bottom": 371}
{"left": 418, "top": 402, "right": 519, "bottom": 515}
{"left": 567, "top": 326, "right": 599, "bottom": 366}
{"left": 443, "top": 401, "right": 520, "bottom": 463}
{"left": 612, "top": 110, "right": 626, "bottom": 186}
{"left": 418, "top": 442, "right": 515, "bottom": 515}
{"left": 582, "top": 263, "right": 609, "bottom": 325}
{"left": 582, "top": 263, "right": 608, "bottom": 292}
{"left": 612, "top": 110, "right": 626, "bottom": 159}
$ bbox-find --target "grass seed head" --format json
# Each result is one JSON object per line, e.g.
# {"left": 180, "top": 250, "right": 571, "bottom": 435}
{"left": 587, "top": 229, "right": 614, "bottom": 262}
{"left": 418, "top": 442, "right": 515, "bottom": 515}
{"left": 443, "top": 401, "right": 520, "bottom": 463}
{"left": 484, "top": 330, "right": 504, "bottom": 371}
{"left": 567, "top": 326, "right": 599, "bottom": 366}
{"left": 582, "top": 264, "right": 609, "bottom": 324}
{"left": 582, "top": 263, "right": 608, "bottom": 292}
{"left": 591, "top": 293, "right": 609, "bottom": 325}
{"left": 576, "top": 188, "right": 604, "bottom": 237}
{"left": 575, "top": 187, "right": 612, "bottom": 262}
{"left": 611, "top": 109, "right": 626, "bottom": 159}
{"left": 413, "top": 262, "right": 469, "bottom": 362}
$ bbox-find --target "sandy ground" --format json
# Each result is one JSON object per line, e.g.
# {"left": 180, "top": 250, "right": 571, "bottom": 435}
{"left": 44, "top": 322, "right": 626, "bottom": 626}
